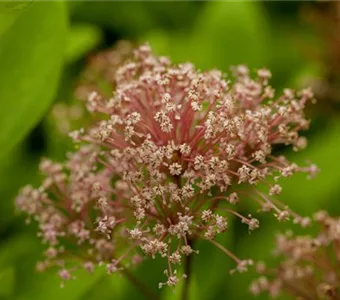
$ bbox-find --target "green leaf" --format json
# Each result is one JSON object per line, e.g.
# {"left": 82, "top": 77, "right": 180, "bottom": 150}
{"left": 279, "top": 119, "right": 340, "bottom": 214}
{"left": 0, "top": 267, "right": 15, "bottom": 297}
{"left": 190, "top": 1, "right": 270, "bottom": 70}
{"left": 65, "top": 24, "right": 102, "bottom": 64}
{"left": 0, "top": 234, "right": 39, "bottom": 270}
{"left": 13, "top": 267, "right": 107, "bottom": 300}
{"left": 0, "top": 1, "right": 32, "bottom": 37}
{"left": 66, "top": 1, "right": 84, "bottom": 14}
{"left": 119, "top": 258, "right": 163, "bottom": 300}
{"left": 145, "top": 2, "right": 270, "bottom": 72}
{"left": 72, "top": 2, "right": 156, "bottom": 37}
{"left": 0, "top": 2, "right": 67, "bottom": 159}
{"left": 81, "top": 274, "right": 127, "bottom": 300}
{"left": 72, "top": 2, "right": 199, "bottom": 39}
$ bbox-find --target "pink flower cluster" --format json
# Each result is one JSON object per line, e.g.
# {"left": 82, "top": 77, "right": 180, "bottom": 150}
{"left": 251, "top": 211, "right": 340, "bottom": 299}
{"left": 16, "top": 44, "right": 316, "bottom": 288}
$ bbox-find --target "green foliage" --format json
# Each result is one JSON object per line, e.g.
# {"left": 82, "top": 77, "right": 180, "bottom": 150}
{"left": 0, "top": 233, "right": 39, "bottom": 275}
{"left": 0, "top": 1, "right": 337, "bottom": 300}
{"left": 20, "top": 269, "right": 106, "bottom": 300}
{"left": 72, "top": 2, "right": 199, "bottom": 38}
{"left": 280, "top": 119, "right": 340, "bottom": 213}
{"left": 0, "top": 267, "right": 15, "bottom": 298}
{"left": 145, "top": 2, "right": 270, "bottom": 71}
{"left": 0, "top": 2, "right": 67, "bottom": 159}
{"left": 72, "top": 2, "right": 157, "bottom": 37}
{"left": 190, "top": 1, "right": 270, "bottom": 69}
{"left": 65, "top": 24, "right": 102, "bottom": 64}
{"left": 0, "top": 2, "right": 32, "bottom": 37}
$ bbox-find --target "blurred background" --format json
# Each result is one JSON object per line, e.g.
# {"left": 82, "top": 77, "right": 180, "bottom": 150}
{"left": 0, "top": 1, "right": 340, "bottom": 299}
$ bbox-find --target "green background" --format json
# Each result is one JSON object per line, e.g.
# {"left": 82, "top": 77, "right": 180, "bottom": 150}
{"left": 0, "top": 1, "right": 339, "bottom": 299}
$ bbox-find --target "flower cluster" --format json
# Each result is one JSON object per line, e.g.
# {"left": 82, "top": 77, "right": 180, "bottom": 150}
{"left": 250, "top": 211, "right": 340, "bottom": 299}
{"left": 16, "top": 44, "right": 316, "bottom": 288}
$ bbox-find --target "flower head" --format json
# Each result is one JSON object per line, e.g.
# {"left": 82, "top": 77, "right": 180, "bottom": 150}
{"left": 16, "top": 43, "right": 316, "bottom": 288}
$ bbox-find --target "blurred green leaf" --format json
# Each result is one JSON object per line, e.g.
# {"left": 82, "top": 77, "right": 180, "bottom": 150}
{"left": 267, "top": 24, "right": 320, "bottom": 89}
{"left": 289, "top": 62, "right": 323, "bottom": 89}
{"left": 15, "top": 268, "right": 106, "bottom": 300}
{"left": 0, "top": 234, "right": 39, "bottom": 269}
{"left": 72, "top": 2, "right": 155, "bottom": 37}
{"left": 0, "top": 267, "right": 15, "bottom": 298}
{"left": 65, "top": 24, "right": 102, "bottom": 64}
{"left": 0, "top": 1, "right": 32, "bottom": 37}
{"left": 0, "top": 2, "right": 67, "bottom": 159}
{"left": 66, "top": 1, "right": 84, "bottom": 14}
{"left": 81, "top": 274, "right": 127, "bottom": 300}
{"left": 119, "top": 258, "right": 163, "bottom": 300}
{"left": 146, "top": 2, "right": 270, "bottom": 72}
{"left": 278, "top": 119, "right": 340, "bottom": 214}
{"left": 72, "top": 2, "right": 199, "bottom": 38}
{"left": 140, "top": 2, "right": 200, "bottom": 31}
{"left": 190, "top": 1, "right": 270, "bottom": 70}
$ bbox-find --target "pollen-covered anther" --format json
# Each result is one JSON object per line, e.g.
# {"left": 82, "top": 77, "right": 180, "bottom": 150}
{"left": 169, "top": 252, "right": 181, "bottom": 264}
{"left": 269, "top": 184, "right": 282, "bottom": 196}
{"left": 275, "top": 210, "right": 290, "bottom": 222}
{"left": 169, "top": 163, "right": 182, "bottom": 176}
{"left": 227, "top": 192, "right": 239, "bottom": 205}
{"left": 247, "top": 216, "right": 260, "bottom": 231}
{"left": 230, "top": 259, "right": 254, "bottom": 274}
